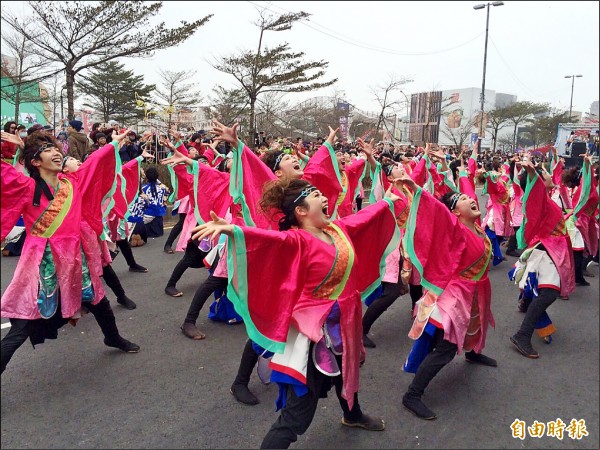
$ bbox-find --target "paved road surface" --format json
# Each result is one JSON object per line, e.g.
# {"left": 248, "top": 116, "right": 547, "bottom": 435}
{"left": 1, "top": 226, "right": 598, "bottom": 449}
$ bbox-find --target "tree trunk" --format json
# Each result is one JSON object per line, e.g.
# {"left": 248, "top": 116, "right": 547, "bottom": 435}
{"left": 14, "top": 89, "right": 21, "bottom": 124}
{"left": 66, "top": 65, "right": 76, "bottom": 120}
{"left": 249, "top": 97, "right": 256, "bottom": 148}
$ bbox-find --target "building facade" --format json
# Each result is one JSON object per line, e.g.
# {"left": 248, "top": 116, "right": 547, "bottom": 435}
{"left": 409, "top": 87, "right": 517, "bottom": 149}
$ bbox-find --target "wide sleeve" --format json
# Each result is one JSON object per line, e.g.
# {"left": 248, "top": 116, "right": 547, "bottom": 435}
{"left": 468, "top": 155, "right": 478, "bottom": 189}
{"left": 573, "top": 159, "right": 597, "bottom": 218}
{"left": 302, "top": 142, "right": 344, "bottom": 218}
{"left": 1, "top": 161, "right": 33, "bottom": 241}
{"left": 345, "top": 158, "right": 367, "bottom": 202}
{"left": 227, "top": 226, "right": 306, "bottom": 354}
{"left": 517, "top": 171, "right": 565, "bottom": 249}
{"left": 188, "top": 161, "right": 232, "bottom": 225}
{"left": 111, "top": 156, "right": 144, "bottom": 219}
{"left": 402, "top": 187, "right": 467, "bottom": 294}
{"left": 335, "top": 199, "right": 402, "bottom": 300}
{"left": 458, "top": 168, "right": 477, "bottom": 201}
{"left": 229, "top": 140, "right": 277, "bottom": 229}
{"left": 67, "top": 141, "right": 120, "bottom": 236}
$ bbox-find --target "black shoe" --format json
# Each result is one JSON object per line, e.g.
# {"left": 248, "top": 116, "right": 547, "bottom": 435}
{"left": 576, "top": 278, "right": 591, "bottom": 286}
{"left": 341, "top": 414, "right": 385, "bottom": 431}
{"left": 163, "top": 246, "right": 174, "bottom": 254}
{"left": 465, "top": 351, "right": 497, "bottom": 367}
{"left": 363, "top": 334, "right": 376, "bottom": 348}
{"left": 505, "top": 250, "right": 522, "bottom": 257}
{"left": 510, "top": 335, "right": 539, "bottom": 359}
{"left": 402, "top": 393, "right": 437, "bottom": 420}
{"left": 230, "top": 383, "right": 259, "bottom": 405}
{"left": 117, "top": 295, "right": 137, "bottom": 310}
{"left": 129, "top": 264, "right": 148, "bottom": 273}
{"left": 109, "top": 249, "right": 120, "bottom": 260}
{"left": 104, "top": 336, "right": 140, "bottom": 353}
{"left": 165, "top": 286, "right": 183, "bottom": 297}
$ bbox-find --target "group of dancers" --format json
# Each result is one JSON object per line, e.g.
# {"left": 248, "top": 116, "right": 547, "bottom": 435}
{"left": 0, "top": 120, "right": 597, "bottom": 448}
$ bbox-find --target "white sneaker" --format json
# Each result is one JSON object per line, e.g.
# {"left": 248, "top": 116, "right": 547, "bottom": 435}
{"left": 587, "top": 260, "right": 599, "bottom": 271}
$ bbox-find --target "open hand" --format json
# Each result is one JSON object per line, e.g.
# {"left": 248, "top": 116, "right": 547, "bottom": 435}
{"left": 190, "top": 211, "right": 233, "bottom": 242}
{"left": 0, "top": 131, "right": 24, "bottom": 148}
{"left": 211, "top": 120, "right": 239, "bottom": 146}
{"left": 160, "top": 149, "right": 187, "bottom": 167}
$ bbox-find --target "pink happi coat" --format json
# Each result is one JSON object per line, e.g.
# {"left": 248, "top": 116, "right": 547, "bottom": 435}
{"left": 1, "top": 142, "right": 120, "bottom": 319}
{"left": 226, "top": 199, "right": 402, "bottom": 410}
{"left": 482, "top": 172, "right": 514, "bottom": 237}
{"left": 229, "top": 140, "right": 346, "bottom": 226}
{"left": 569, "top": 161, "right": 599, "bottom": 257}
{"left": 403, "top": 187, "right": 495, "bottom": 354}
{"left": 517, "top": 172, "right": 576, "bottom": 297}
{"left": 301, "top": 142, "right": 363, "bottom": 219}
{"left": 171, "top": 142, "right": 234, "bottom": 251}
{"left": 103, "top": 155, "right": 145, "bottom": 244}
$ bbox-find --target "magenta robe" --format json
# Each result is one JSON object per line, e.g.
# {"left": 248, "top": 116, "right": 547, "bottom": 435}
{"left": 517, "top": 172, "right": 575, "bottom": 297}
{"left": 226, "top": 199, "right": 402, "bottom": 409}
{"left": 482, "top": 172, "right": 514, "bottom": 237}
{"left": 403, "top": 187, "right": 495, "bottom": 354}
{"left": 230, "top": 140, "right": 345, "bottom": 225}
{"left": 1, "top": 142, "right": 119, "bottom": 319}
{"left": 571, "top": 162, "right": 599, "bottom": 258}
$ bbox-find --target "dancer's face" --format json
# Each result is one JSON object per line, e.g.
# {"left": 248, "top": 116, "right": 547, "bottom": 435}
{"left": 62, "top": 156, "right": 82, "bottom": 173}
{"left": 452, "top": 193, "right": 481, "bottom": 221}
{"left": 275, "top": 154, "right": 304, "bottom": 179}
{"left": 296, "top": 189, "right": 330, "bottom": 229}
{"left": 32, "top": 145, "right": 64, "bottom": 174}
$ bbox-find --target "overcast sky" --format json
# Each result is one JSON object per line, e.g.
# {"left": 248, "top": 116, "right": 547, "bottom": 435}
{"left": 2, "top": 1, "right": 599, "bottom": 115}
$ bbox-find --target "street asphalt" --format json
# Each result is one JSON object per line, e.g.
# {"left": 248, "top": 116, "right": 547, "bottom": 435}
{"left": 1, "top": 207, "right": 598, "bottom": 449}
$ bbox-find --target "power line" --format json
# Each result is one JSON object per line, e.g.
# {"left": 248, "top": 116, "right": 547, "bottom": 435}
{"left": 488, "top": 36, "right": 542, "bottom": 98}
{"left": 246, "top": 1, "right": 484, "bottom": 56}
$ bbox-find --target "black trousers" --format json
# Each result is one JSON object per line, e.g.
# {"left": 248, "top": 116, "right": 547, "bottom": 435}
{"left": 574, "top": 250, "right": 585, "bottom": 282}
{"left": 165, "top": 213, "right": 187, "bottom": 248}
{"left": 409, "top": 284, "right": 423, "bottom": 310}
{"left": 406, "top": 328, "right": 457, "bottom": 399}
{"left": 233, "top": 338, "right": 259, "bottom": 387}
{"left": 166, "top": 240, "right": 208, "bottom": 288}
{"left": 1, "top": 297, "right": 120, "bottom": 374}
{"left": 362, "top": 281, "right": 402, "bottom": 335}
{"left": 355, "top": 196, "right": 363, "bottom": 211}
{"left": 116, "top": 239, "right": 138, "bottom": 268}
{"left": 506, "top": 226, "right": 520, "bottom": 253}
{"left": 515, "top": 288, "right": 559, "bottom": 340}
{"left": 102, "top": 264, "right": 125, "bottom": 299}
{"left": 184, "top": 274, "right": 228, "bottom": 324}
{"left": 260, "top": 350, "right": 363, "bottom": 449}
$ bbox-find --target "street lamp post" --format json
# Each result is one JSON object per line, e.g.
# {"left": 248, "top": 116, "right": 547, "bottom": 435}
{"left": 474, "top": 1, "right": 504, "bottom": 149}
{"left": 564, "top": 75, "right": 583, "bottom": 122}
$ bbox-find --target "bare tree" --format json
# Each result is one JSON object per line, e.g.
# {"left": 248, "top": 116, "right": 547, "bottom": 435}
{"left": 487, "top": 105, "right": 512, "bottom": 152}
{"left": 204, "top": 85, "right": 249, "bottom": 127}
{"left": 1, "top": 28, "right": 53, "bottom": 122}
{"left": 371, "top": 75, "right": 411, "bottom": 138}
{"left": 503, "top": 101, "right": 549, "bottom": 150}
{"left": 44, "top": 74, "right": 65, "bottom": 130}
{"left": 212, "top": 7, "right": 337, "bottom": 142}
{"left": 154, "top": 70, "right": 202, "bottom": 130}
{"left": 441, "top": 116, "right": 477, "bottom": 151}
{"left": 2, "top": 1, "right": 211, "bottom": 120}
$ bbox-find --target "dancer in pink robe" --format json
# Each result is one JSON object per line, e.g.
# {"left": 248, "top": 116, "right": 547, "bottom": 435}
{"left": 396, "top": 172, "right": 497, "bottom": 421}
{"left": 191, "top": 174, "right": 406, "bottom": 448}
{"left": 0, "top": 130, "right": 140, "bottom": 375}
{"left": 510, "top": 161, "right": 575, "bottom": 360}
